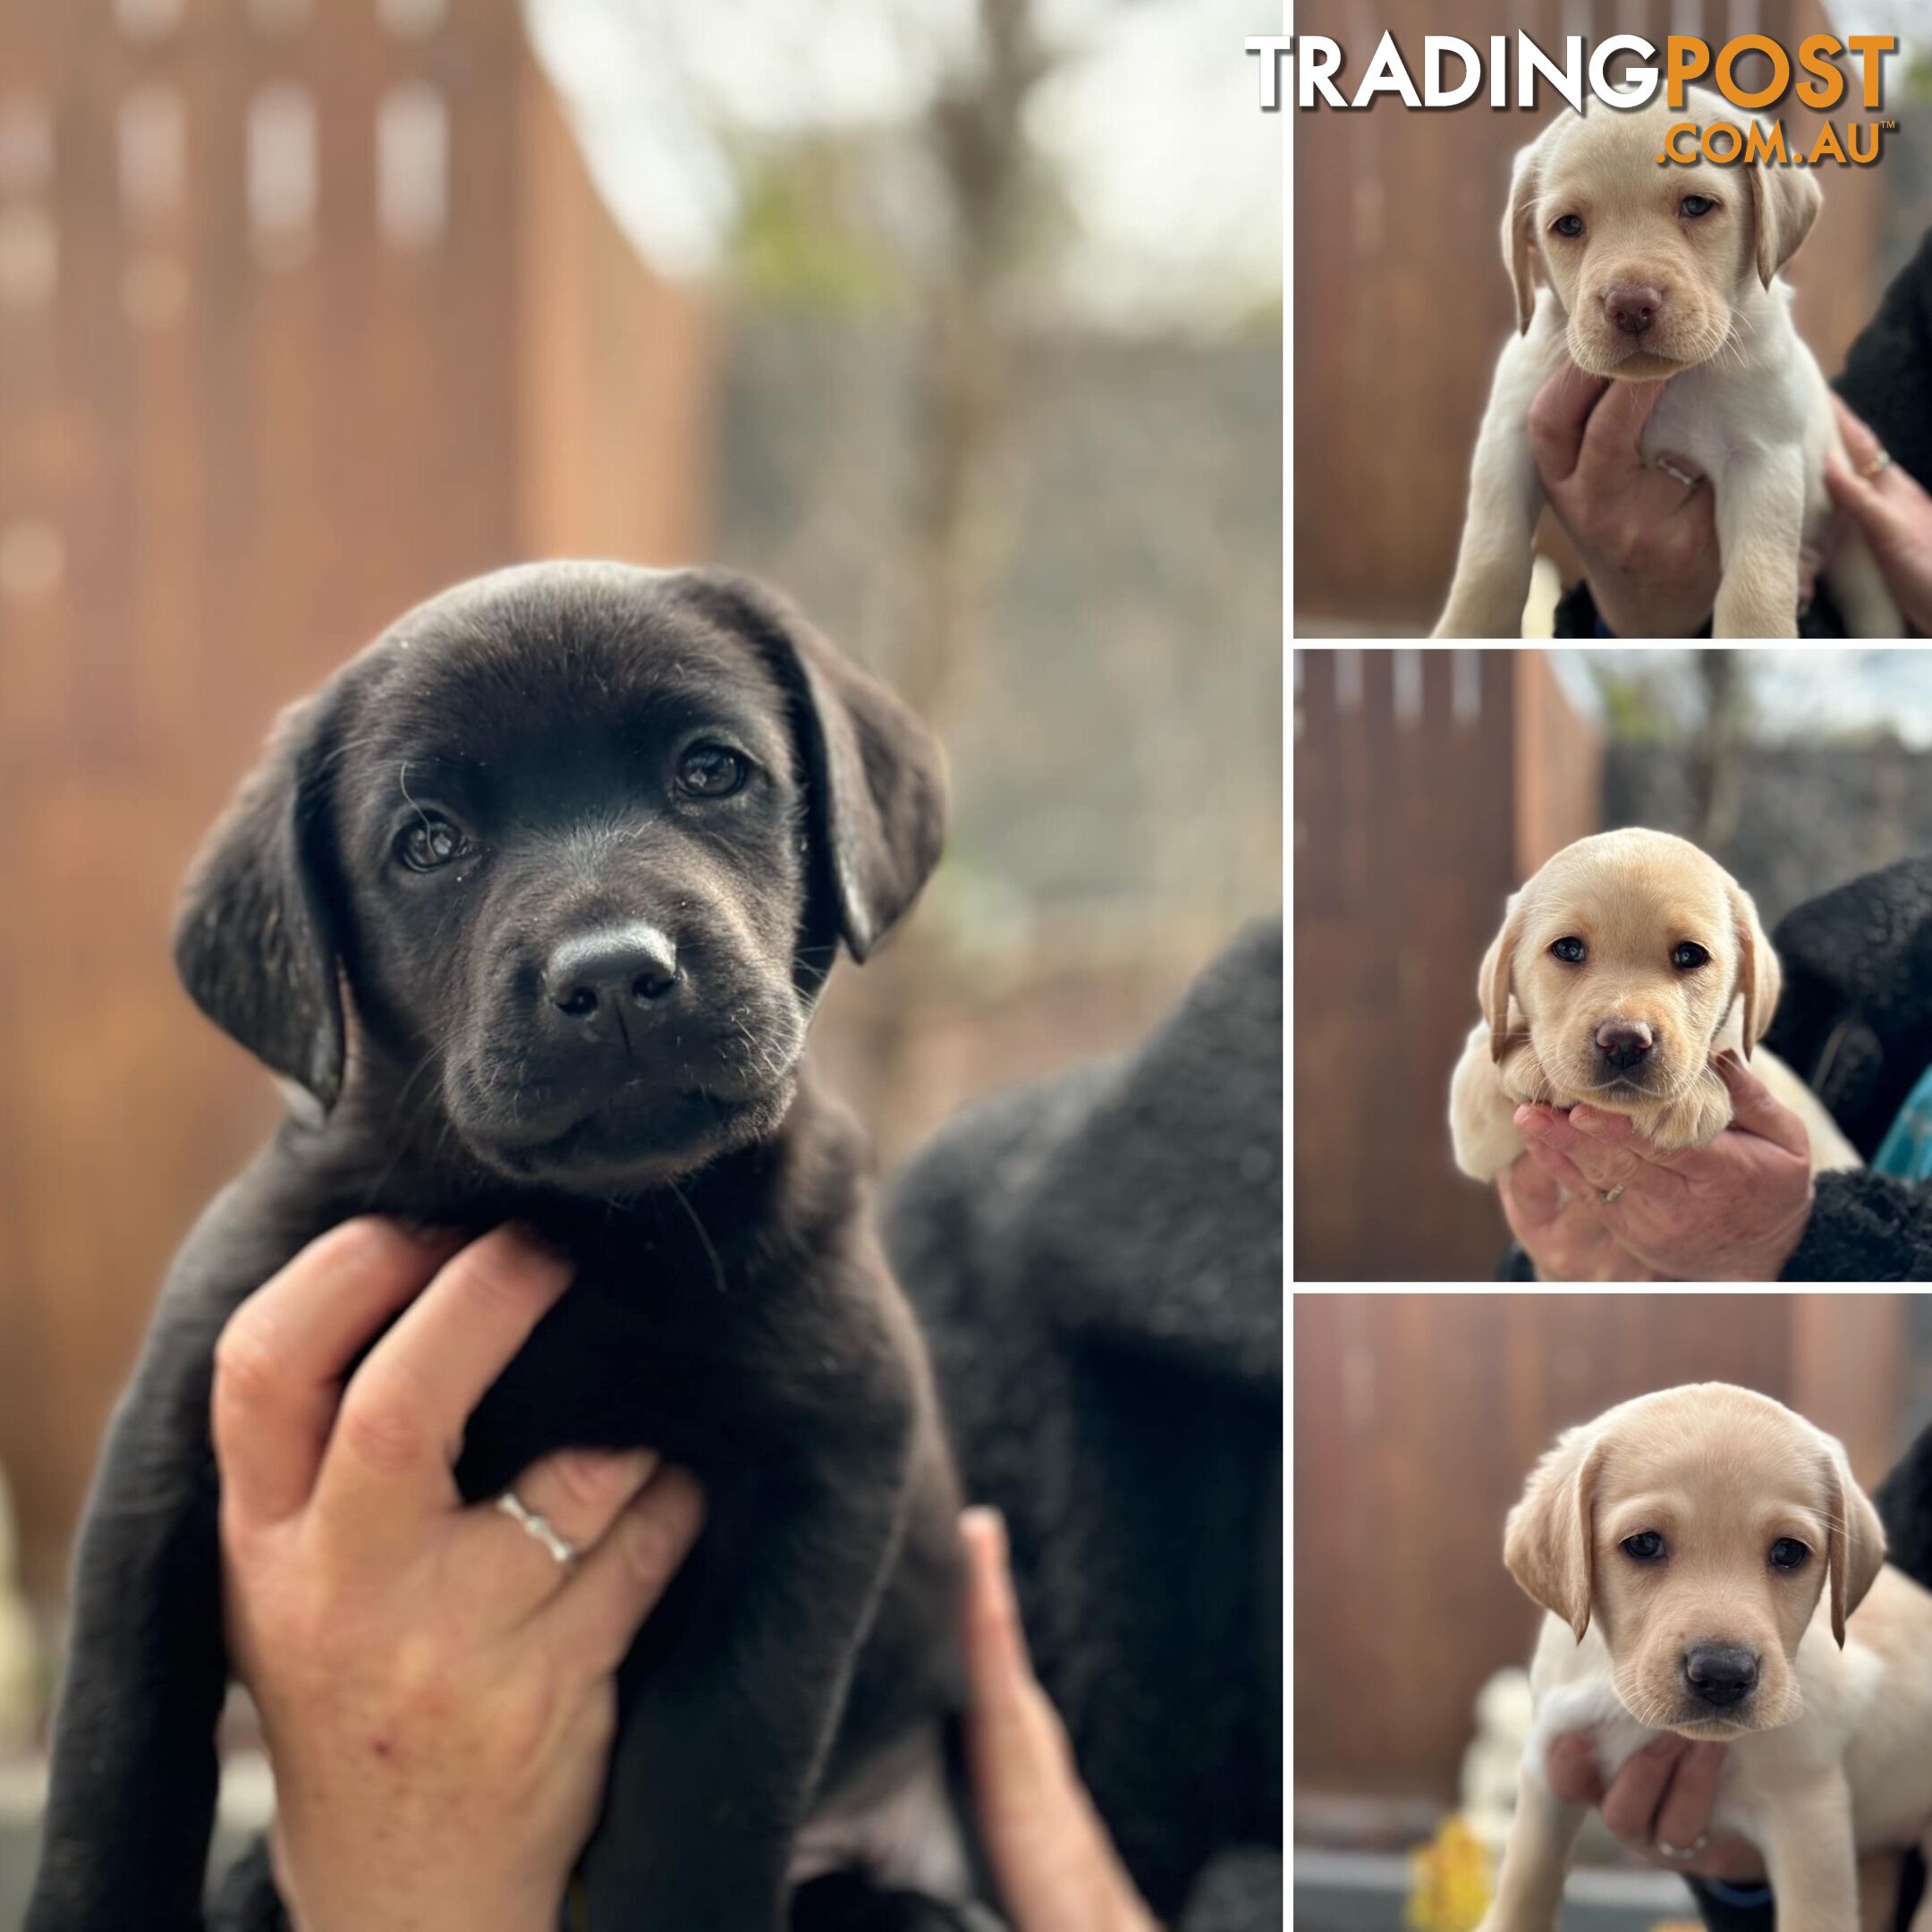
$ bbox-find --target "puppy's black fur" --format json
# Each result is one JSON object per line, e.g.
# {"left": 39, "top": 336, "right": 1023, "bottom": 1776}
{"left": 28, "top": 563, "right": 965, "bottom": 1932}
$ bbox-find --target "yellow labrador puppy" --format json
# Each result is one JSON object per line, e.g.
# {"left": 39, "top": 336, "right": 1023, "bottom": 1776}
{"left": 1486, "top": 1385, "right": 1932, "bottom": 1932}
{"left": 1434, "top": 88, "right": 1898, "bottom": 640}
{"left": 1450, "top": 827, "right": 1860, "bottom": 1182}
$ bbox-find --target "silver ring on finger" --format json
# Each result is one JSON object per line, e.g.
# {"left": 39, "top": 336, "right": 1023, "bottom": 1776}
{"left": 1654, "top": 455, "right": 1700, "bottom": 490}
{"left": 1656, "top": 1831, "right": 1709, "bottom": 1861}
{"left": 1600, "top": 1183, "right": 1625, "bottom": 1206}
{"left": 497, "top": 1487, "right": 580, "bottom": 1571}
{"left": 1860, "top": 446, "right": 1894, "bottom": 480}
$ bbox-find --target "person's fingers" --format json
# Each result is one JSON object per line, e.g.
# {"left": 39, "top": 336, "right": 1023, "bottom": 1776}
{"left": 1519, "top": 1133, "right": 1597, "bottom": 1198}
{"left": 1712, "top": 1051, "right": 1814, "bottom": 1159}
{"left": 1565, "top": 1106, "right": 1643, "bottom": 1150}
{"left": 962, "top": 1507, "right": 1069, "bottom": 1814}
{"left": 538, "top": 1464, "right": 706, "bottom": 1677}
{"left": 213, "top": 1218, "right": 465, "bottom": 1528}
{"left": 960, "top": 1508, "right": 1158, "bottom": 1932}
{"left": 1597, "top": 1733, "right": 1686, "bottom": 1845}
{"left": 315, "top": 1228, "right": 574, "bottom": 1545}
{"left": 1519, "top": 1106, "right": 1648, "bottom": 1190}
{"left": 1543, "top": 1733, "right": 1606, "bottom": 1809}
{"left": 1496, "top": 1147, "right": 1563, "bottom": 1226}
{"left": 1825, "top": 451, "right": 1894, "bottom": 538}
{"left": 1652, "top": 1741, "right": 1725, "bottom": 1855}
{"left": 1832, "top": 394, "right": 1887, "bottom": 474}
{"left": 463, "top": 1446, "right": 662, "bottom": 1613}
{"left": 1573, "top": 379, "right": 1670, "bottom": 487}
{"left": 1528, "top": 365, "right": 1613, "bottom": 487}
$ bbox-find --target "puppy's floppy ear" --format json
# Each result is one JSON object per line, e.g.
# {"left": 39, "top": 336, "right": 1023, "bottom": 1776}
{"left": 1502, "top": 137, "right": 1545, "bottom": 335}
{"left": 1726, "top": 877, "right": 1781, "bottom": 1058}
{"left": 1504, "top": 1424, "right": 1606, "bottom": 1641}
{"left": 1479, "top": 891, "right": 1523, "bottom": 1064}
{"left": 1748, "top": 150, "right": 1821, "bottom": 288}
{"left": 1821, "top": 1437, "right": 1886, "bottom": 1647}
{"left": 174, "top": 690, "right": 345, "bottom": 1108}
{"left": 677, "top": 570, "right": 947, "bottom": 962}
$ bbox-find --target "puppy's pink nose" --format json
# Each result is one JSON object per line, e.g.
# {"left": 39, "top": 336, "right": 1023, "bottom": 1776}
{"left": 1596, "top": 1020, "right": 1653, "bottom": 1071}
{"left": 1605, "top": 284, "right": 1663, "bottom": 336}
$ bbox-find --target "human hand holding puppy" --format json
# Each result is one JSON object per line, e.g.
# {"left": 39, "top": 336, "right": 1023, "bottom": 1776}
{"left": 216, "top": 1220, "right": 708, "bottom": 1932}
{"left": 1499, "top": 1054, "right": 1816, "bottom": 1283}
{"left": 219, "top": 1221, "right": 1157, "bottom": 1932}
{"left": 1528, "top": 366, "right": 1724, "bottom": 640}
{"left": 1533, "top": 376, "right": 1932, "bottom": 638}
{"left": 1546, "top": 1732, "right": 1762, "bottom": 1880}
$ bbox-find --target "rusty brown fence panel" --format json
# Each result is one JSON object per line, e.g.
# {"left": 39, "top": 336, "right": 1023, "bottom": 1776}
{"left": 1293, "top": 649, "right": 1601, "bottom": 1282}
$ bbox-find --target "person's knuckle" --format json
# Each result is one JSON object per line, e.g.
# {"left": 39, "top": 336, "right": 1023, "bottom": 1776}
{"left": 546, "top": 1448, "right": 627, "bottom": 1518}
{"left": 387, "top": 1628, "right": 462, "bottom": 1722}
{"left": 447, "top": 1232, "right": 562, "bottom": 1317}
{"left": 318, "top": 1215, "right": 421, "bottom": 1279}
{"left": 212, "top": 1317, "right": 283, "bottom": 1418}
{"left": 336, "top": 1387, "right": 426, "bottom": 1477}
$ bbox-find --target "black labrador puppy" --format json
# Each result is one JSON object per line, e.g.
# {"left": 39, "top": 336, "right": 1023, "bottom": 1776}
{"left": 28, "top": 563, "right": 974, "bottom": 1932}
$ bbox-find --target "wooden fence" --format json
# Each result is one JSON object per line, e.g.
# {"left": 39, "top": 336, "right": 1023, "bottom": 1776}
{"left": 0, "top": 3, "right": 709, "bottom": 1597}
{"left": 1294, "top": 1292, "right": 1909, "bottom": 1809}
{"left": 1293, "top": 649, "right": 1601, "bottom": 1282}
{"left": 1293, "top": 0, "right": 1890, "bottom": 631}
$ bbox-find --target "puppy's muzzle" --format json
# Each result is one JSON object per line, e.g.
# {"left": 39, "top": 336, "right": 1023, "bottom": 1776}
{"left": 1605, "top": 283, "right": 1663, "bottom": 338}
{"left": 1595, "top": 1018, "right": 1653, "bottom": 1072}
{"left": 1682, "top": 1643, "right": 1759, "bottom": 1709}
{"left": 541, "top": 921, "right": 683, "bottom": 1043}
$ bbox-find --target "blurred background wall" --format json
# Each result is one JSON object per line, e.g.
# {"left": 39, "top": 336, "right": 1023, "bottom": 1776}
{"left": 0, "top": 0, "right": 1281, "bottom": 1617}
{"left": 1294, "top": 646, "right": 1932, "bottom": 1283}
{"left": 1292, "top": 0, "right": 1927, "bottom": 636}
{"left": 1293, "top": 649, "right": 1599, "bottom": 1282}
{"left": 1293, "top": 1292, "right": 1921, "bottom": 1844}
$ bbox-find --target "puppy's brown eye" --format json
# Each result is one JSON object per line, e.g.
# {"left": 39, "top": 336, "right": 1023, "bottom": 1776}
{"left": 676, "top": 743, "right": 750, "bottom": 799}
{"left": 1672, "top": 942, "right": 1709, "bottom": 970}
{"left": 396, "top": 815, "right": 467, "bottom": 872}
{"left": 1552, "top": 215, "right": 1585, "bottom": 239}
{"left": 1680, "top": 195, "right": 1716, "bottom": 218}
{"left": 1550, "top": 936, "right": 1586, "bottom": 964}
{"left": 1622, "top": 1531, "right": 1665, "bottom": 1562}
{"left": 1768, "top": 1538, "right": 1809, "bottom": 1571}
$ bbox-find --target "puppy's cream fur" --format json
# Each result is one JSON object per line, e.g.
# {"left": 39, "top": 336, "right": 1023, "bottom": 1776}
{"left": 1450, "top": 827, "right": 1860, "bottom": 1182}
{"left": 1486, "top": 1385, "right": 1932, "bottom": 1932}
{"left": 1435, "top": 89, "right": 1899, "bottom": 640}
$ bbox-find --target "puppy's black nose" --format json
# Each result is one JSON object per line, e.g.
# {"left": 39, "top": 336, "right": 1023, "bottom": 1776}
{"left": 1594, "top": 1019, "right": 1653, "bottom": 1071}
{"left": 1605, "top": 283, "right": 1662, "bottom": 335}
{"left": 1682, "top": 1645, "right": 1758, "bottom": 1708}
{"left": 544, "top": 924, "right": 682, "bottom": 1022}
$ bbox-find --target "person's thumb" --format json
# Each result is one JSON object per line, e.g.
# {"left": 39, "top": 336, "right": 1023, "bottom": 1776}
{"left": 1825, "top": 453, "right": 1899, "bottom": 547}
{"left": 1575, "top": 377, "right": 1668, "bottom": 479}
{"left": 1714, "top": 1051, "right": 1811, "bottom": 1159}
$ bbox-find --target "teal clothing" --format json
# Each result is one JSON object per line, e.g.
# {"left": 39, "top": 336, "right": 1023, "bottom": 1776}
{"left": 1875, "top": 1063, "right": 1932, "bottom": 1180}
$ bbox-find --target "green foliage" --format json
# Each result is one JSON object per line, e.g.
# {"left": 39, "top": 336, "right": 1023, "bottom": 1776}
{"left": 728, "top": 140, "right": 905, "bottom": 316}
{"left": 1589, "top": 665, "right": 1682, "bottom": 743}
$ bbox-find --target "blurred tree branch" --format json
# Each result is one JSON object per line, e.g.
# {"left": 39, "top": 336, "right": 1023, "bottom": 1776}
{"left": 858, "top": 0, "right": 1060, "bottom": 1149}
{"left": 1690, "top": 653, "right": 1747, "bottom": 851}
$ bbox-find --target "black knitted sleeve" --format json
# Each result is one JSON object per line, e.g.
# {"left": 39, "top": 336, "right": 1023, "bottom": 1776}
{"left": 1778, "top": 1170, "right": 1932, "bottom": 1282}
